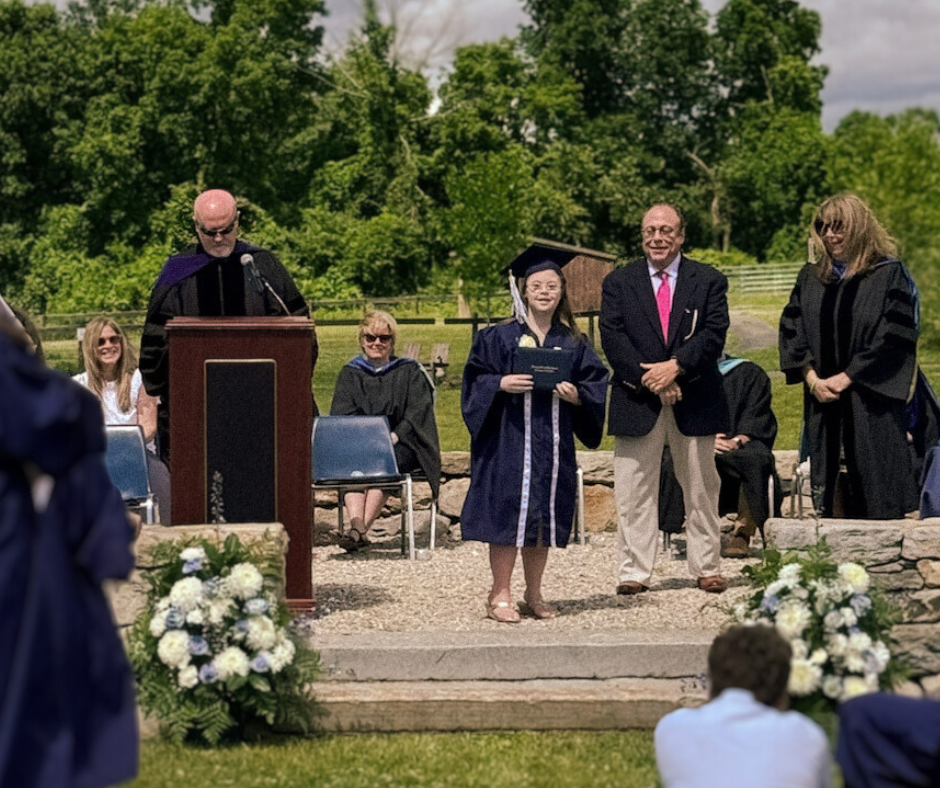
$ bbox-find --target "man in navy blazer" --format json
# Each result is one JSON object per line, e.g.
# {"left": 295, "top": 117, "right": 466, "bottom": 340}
{"left": 600, "top": 203, "right": 730, "bottom": 595}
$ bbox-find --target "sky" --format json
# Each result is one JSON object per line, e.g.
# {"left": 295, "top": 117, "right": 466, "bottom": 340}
{"left": 320, "top": 0, "right": 940, "bottom": 131}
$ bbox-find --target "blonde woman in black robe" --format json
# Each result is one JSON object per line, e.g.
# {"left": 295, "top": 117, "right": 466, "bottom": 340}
{"left": 779, "top": 194, "right": 918, "bottom": 518}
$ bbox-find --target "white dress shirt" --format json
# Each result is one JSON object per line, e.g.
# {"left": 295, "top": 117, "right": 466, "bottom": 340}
{"left": 655, "top": 688, "right": 833, "bottom": 788}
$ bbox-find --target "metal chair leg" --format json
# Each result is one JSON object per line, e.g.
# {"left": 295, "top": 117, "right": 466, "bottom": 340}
{"left": 576, "top": 466, "right": 586, "bottom": 545}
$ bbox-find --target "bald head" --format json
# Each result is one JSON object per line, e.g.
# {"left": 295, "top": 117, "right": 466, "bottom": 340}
{"left": 193, "top": 189, "right": 240, "bottom": 258}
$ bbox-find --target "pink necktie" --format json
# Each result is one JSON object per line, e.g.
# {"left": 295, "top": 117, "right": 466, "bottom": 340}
{"left": 656, "top": 270, "right": 671, "bottom": 339}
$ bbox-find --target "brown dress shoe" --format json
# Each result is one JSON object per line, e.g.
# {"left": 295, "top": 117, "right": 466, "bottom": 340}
{"left": 723, "top": 534, "right": 751, "bottom": 559}
{"left": 616, "top": 581, "right": 650, "bottom": 595}
{"left": 697, "top": 575, "right": 728, "bottom": 594}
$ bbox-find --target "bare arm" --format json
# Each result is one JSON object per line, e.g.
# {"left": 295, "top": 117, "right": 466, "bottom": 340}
{"left": 136, "top": 385, "right": 158, "bottom": 443}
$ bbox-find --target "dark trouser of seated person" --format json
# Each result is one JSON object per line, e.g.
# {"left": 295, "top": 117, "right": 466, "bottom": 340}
{"left": 837, "top": 693, "right": 940, "bottom": 788}
{"left": 658, "top": 358, "right": 782, "bottom": 558}
{"left": 329, "top": 310, "right": 441, "bottom": 552}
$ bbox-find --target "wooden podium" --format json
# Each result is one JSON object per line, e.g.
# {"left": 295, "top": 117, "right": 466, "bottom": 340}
{"left": 166, "top": 316, "right": 314, "bottom": 609}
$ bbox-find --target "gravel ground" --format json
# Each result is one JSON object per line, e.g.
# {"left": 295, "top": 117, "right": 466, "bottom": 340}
{"left": 309, "top": 527, "right": 761, "bottom": 635}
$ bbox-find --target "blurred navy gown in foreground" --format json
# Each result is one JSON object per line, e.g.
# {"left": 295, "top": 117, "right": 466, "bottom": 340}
{"left": 0, "top": 334, "right": 138, "bottom": 788}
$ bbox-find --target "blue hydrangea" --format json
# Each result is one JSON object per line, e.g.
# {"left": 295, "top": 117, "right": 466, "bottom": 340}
{"left": 251, "top": 653, "right": 271, "bottom": 673}
{"left": 182, "top": 559, "right": 204, "bottom": 575}
{"left": 235, "top": 619, "right": 250, "bottom": 634}
{"left": 199, "top": 664, "right": 220, "bottom": 684}
{"left": 244, "top": 598, "right": 269, "bottom": 616}
{"left": 165, "top": 608, "right": 186, "bottom": 629}
{"left": 189, "top": 635, "right": 210, "bottom": 656}
{"left": 760, "top": 594, "right": 780, "bottom": 614}
{"left": 848, "top": 625, "right": 861, "bottom": 635}
{"left": 850, "top": 594, "right": 872, "bottom": 617}
{"left": 203, "top": 579, "right": 221, "bottom": 599}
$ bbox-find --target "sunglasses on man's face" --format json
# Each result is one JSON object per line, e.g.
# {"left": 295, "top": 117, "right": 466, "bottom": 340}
{"left": 98, "top": 335, "right": 122, "bottom": 347}
{"left": 196, "top": 218, "right": 238, "bottom": 237}
{"left": 814, "top": 219, "right": 845, "bottom": 235}
{"left": 363, "top": 333, "right": 392, "bottom": 344}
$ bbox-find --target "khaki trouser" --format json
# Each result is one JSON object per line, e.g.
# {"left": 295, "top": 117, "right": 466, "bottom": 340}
{"left": 613, "top": 406, "right": 722, "bottom": 586}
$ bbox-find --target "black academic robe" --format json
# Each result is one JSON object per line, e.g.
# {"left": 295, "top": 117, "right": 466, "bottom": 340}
{"left": 0, "top": 337, "right": 138, "bottom": 788}
{"left": 330, "top": 357, "right": 442, "bottom": 498}
{"left": 659, "top": 360, "right": 782, "bottom": 535}
{"left": 779, "top": 259, "right": 918, "bottom": 518}
{"left": 139, "top": 240, "right": 316, "bottom": 461}
{"left": 460, "top": 321, "right": 609, "bottom": 548}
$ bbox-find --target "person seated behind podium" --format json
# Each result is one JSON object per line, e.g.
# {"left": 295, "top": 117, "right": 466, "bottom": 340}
{"left": 658, "top": 356, "right": 782, "bottom": 558}
{"left": 329, "top": 311, "right": 441, "bottom": 552}
{"left": 655, "top": 625, "right": 833, "bottom": 788}
{"left": 73, "top": 316, "right": 171, "bottom": 523}
{"left": 836, "top": 692, "right": 940, "bottom": 788}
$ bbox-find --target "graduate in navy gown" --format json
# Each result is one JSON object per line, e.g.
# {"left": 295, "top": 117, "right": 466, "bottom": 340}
{"left": 461, "top": 245, "right": 609, "bottom": 622}
{"left": 0, "top": 304, "right": 138, "bottom": 788}
{"left": 837, "top": 693, "right": 940, "bottom": 788}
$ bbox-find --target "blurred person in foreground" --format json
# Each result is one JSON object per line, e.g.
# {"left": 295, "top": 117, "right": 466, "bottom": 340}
{"left": 0, "top": 294, "right": 138, "bottom": 788}
{"left": 655, "top": 625, "right": 832, "bottom": 788}
{"left": 140, "top": 188, "right": 316, "bottom": 463}
{"left": 779, "top": 193, "right": 919, "bottom": 518}
{"left": 329, "top": 310, "right": 441, "bottom": 551}
{"left": 460, "top": 246, "right": 609, "bottom": 622}
{"left": 74, "top": 316, "right": 171, "bottom": 522}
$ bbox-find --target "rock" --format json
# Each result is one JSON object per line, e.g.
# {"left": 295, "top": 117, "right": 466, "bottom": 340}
{"left": 313, "top": 509, "right": 340, "bottom": 544}
{"left": 105, "top": 572, "right": 148, "bottom": 628}
{"left": 438, "top": 477, "right": 470, "bottom": 519}
{"left": 901, "top": 524, "right": 940, "bottom": 561}
{"left": 871, "top": 569, "right": 925, "bottom": 592}
{"left": 818, "top": 521, "right": 905, "bottom": 564}
{"left": 920, "top": 673, "right": 940, "bottom": 699}
{"left": 905, "top": 589, "right": 940, "bottom": 623}
{"left": 583, "top": 485, "right": 617, "bottom": 532}
{"left": 134, "top": 522, "right": 288, "bottom": 571}
{"left": 893, "top": 680, "right": 925, "bottom": 699}
{"left": 441, "top": 451, "right": 471, "bottom": 476}
{"left": 773, "top": 450, "right": 799, "bottom": 482}
{"left": 386, "top": 481, "right": 434, "bottom": 513}
{"left": 891, "top": 624, "right": 940, "bottom": 676}
{"left": 763, "top": 519, "right": 819, "bottom": 551}
{"left": 576, "top": 451, "right": 614, "bottom": 485}
{"left": 918, "top": 559, "right": 940, "bottom": 588}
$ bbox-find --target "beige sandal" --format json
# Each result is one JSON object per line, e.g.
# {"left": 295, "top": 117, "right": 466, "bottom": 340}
{"left": 486, "top": 599, "right": 521, "bottom": 624}
{"left": 521, "top": 596, "right": 559, "bottom": 620}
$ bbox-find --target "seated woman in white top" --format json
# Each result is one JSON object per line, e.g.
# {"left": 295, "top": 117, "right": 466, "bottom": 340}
{"left": 73, "top": 316, "right": 171, "bottom": 522}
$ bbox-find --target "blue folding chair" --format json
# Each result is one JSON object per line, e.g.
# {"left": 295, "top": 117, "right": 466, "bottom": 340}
{"left": 105, "top": 425, "right": 157, "bottom": 524}
{"left": 311, "top": 415, "right": 417, "bottom": 559}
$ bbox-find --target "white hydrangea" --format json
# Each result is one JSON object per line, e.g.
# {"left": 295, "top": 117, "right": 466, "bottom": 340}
{"left": 848, "top": 631, "right": 873, "bottom": 653}
{"left": 871, "top": 641, "right": 891, "bottom": 673}
{"left": 840, "top": 607, "right": 858, "bottom": 628}
{"left": 791, "top": 639, "right": 809, "bottom": 660}
{"left": 246, "top": 616, "right": 278, "bottom": 651}
{"left": 810, "top": 648, "right": 828, "bottom": 666}
{"left": 157, "top": 630, "right": 191, "bottom": 668}
{"left": 149, "top": 612, "right": 167, "bottom": 638}
{"left": 269, "top": 638, "right": 296, "bottom": 673}
{"left": 208, "top": 597, "right": 234, "bottom": 625}
{"left": 845, "top": 649, "right": 868, "bottom": 674}
{"left": 776, "top": 601, "right": 813, "bottom": 639}
{"left": 821, "top": 675, "right": 842, "bottom": 699}
{"left": 186, "top": 609, "right": 204, "bottom": 626}
{"left": 842, "top": 675, "right": 874, "bottom": 701}
{"left": 214, "top": 647, "right": 251, "bottom": 680}
{"left": 178, "top": 664, "right": 199, "bottom": 689}
{"left": 169, "top": 577, "right": 204, "bottom": 613}
{"left": 778, "top": 563, "right": 802, "bottom": 585}
{"left": 823, "top": 610, "right": 843, "bottom": 631}
{"left": 179, "top": 546, "right": 207, "bottom": 562}
{"left": 764, "top": 579, "right": 788, "bottom": 599}
{"left": 227, "top": 563, "right": 264, "bottom": 600}
{"left": 157, "top": 597, "right": 172, "bottom": 612}
{"left": 789, "top": 659, "right": 822, "bottom": 695}
{"left": 839, "top": 563, "right": 871, "bottom": 595}
{"left": 792, "top": 586, "right": 810, "bottom": 600}
{"left": 827, "top": 633, "right": 849, "bottom": 658}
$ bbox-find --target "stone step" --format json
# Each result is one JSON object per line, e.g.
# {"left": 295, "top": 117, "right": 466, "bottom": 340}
{"left": 313, "top": 677, "right": 707, "bottom": 733}
{"left": 312, "top": 629, "right": 715, "bottom": 683}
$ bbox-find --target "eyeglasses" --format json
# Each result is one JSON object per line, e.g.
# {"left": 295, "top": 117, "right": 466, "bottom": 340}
{"left": 196, "top": 218, "right": 238, "bottom": 237}
{"left": 98, "top": 335, "right": 122, "bottom": 347}
{"left": 363, "top": 333, "right": 392, "bottom": 344}
{"left": 814, "top": 220, "right": 844, "bottom": 236}
{"left": 528, "top": 284, "right": 560, "bottom": 294}
{"left": 643, "top": 225, "right": 679, "bottom": 239}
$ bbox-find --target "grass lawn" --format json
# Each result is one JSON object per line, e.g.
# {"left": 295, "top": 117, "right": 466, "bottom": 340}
{"left": 130, "top": 731, "right": 661, "bottom": 788}
{"left": 41, "top": 298, "right": 940, "bottom": 454}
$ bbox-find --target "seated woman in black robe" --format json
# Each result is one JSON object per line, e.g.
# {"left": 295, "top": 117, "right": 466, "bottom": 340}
{"left": 461, "top": 249, "right": 609, "bottom": 622}
{"left": 779, "top": 193, "right": 919, "bottom": 519}
{"left": 330, "top": 311, "right": 441, "bottom": 551}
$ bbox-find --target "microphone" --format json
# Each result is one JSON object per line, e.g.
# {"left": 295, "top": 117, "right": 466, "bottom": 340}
{"left": 241, "top": 253, "right": 291, "bottom": 315}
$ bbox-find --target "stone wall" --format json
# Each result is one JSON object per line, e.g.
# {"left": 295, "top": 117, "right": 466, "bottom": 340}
{"left": 766, "top": 518, "right": 940, "bottom": 695}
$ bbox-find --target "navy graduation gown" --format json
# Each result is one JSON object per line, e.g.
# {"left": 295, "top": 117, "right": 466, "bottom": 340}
{"left": 0, "top": 337, "right": 137, "bottom": 788}
{"left": 460, "top": 322, "right": 609, "bottom": 548}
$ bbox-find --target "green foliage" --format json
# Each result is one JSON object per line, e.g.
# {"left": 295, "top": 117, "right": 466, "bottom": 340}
{"left": 128, "top": 532, "right": 320, "bottom": 745}
{"left": 687, "top": 246, "right": 758, "bottom": 267}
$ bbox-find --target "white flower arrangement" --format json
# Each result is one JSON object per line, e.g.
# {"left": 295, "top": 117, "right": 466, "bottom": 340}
{"left": 129, "top": 534, "right": 319, "bottom": 744}
{"left": 735, "top": 541, "right": 905, "bottom": 713}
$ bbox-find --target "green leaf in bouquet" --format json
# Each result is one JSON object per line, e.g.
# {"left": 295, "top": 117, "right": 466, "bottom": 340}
{"left": 250, "top": 674, "right": 272, "bottom": 693}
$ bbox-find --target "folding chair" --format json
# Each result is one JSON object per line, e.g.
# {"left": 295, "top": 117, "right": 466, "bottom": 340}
{"left": 311, "top": 415, "right": 418, "bottom": 559}
{"left": 105, "top": 425, "right": 157, "bottom": 524}
{"left": 571, "top": 464, "right": 587, "bottom": 545}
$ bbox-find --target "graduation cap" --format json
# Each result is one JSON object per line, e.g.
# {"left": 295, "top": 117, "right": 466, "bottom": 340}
{"left": 504, "top": 243, "right": 579, "bottom": 323}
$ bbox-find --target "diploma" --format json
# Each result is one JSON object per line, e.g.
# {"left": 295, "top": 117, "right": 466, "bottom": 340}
{"left": 513, "top": 347, "right": 575, "bottom": 391}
